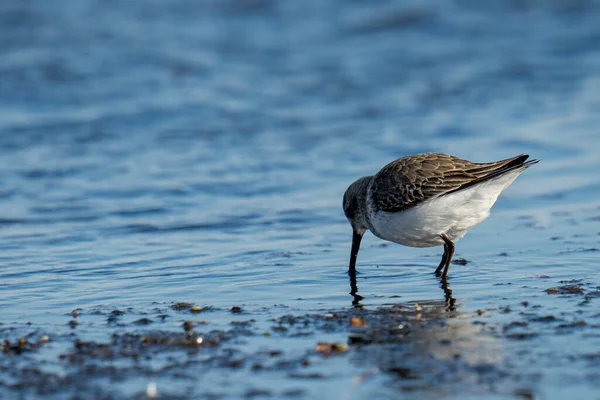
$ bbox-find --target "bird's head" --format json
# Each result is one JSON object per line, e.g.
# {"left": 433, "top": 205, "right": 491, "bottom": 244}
{"left": 343, "top": 176, "right": 371, "bottom": 235}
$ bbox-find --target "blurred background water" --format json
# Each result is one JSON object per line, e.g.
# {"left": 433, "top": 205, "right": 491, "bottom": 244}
{"left": 1, "top": 0, "right": 600, "bottom": 398}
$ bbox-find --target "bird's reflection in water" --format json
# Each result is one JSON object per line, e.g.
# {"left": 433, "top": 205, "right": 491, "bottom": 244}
{"left": 346, "top": 269, "right": 505, "bottom": 395}
{"left": 348, "top": 268, "right": 456, "bottom": 309}
{"left": 348, "top": 266, "right": 363, "bottom": 307}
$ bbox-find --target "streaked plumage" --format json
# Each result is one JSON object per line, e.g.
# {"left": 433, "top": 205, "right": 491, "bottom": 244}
{"left": 343, "top": 152, "right": 538, "bottom": 279}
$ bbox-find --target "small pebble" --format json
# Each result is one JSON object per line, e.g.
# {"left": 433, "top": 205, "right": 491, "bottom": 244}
{"left": 315, "top": 342, "right": 348, "bottom": 354}
{"left": 146, "top": 382, "right": 158, "bottom": 398}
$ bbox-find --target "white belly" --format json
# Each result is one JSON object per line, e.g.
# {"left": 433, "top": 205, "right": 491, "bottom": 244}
{"left": 367, "top": 171, "right": 522, "bottom": 247}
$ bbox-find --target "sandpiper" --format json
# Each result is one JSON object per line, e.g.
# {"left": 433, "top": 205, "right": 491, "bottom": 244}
{"left": 343, "top": 153, "right": 538, "bottom": 279}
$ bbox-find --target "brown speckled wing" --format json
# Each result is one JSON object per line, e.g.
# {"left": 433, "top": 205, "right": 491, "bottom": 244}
{"left": 370, "top": 153, "right": 532, "bottom": 213}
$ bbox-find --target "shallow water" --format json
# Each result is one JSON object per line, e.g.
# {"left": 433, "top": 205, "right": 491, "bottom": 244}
{"left": 1, "top": 0, "right": 600, "bottom": 399}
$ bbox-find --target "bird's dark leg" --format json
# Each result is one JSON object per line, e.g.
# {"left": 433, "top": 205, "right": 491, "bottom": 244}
{"left": 434, "top": 241, "right": 449, "bottom": 276}
{"left": 439, "top": 233, "right": 455, "bottom": 279}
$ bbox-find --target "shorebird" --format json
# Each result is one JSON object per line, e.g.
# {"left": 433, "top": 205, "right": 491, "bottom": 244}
{"left": 343, "top": 153, "right": 538, "bottom": 279}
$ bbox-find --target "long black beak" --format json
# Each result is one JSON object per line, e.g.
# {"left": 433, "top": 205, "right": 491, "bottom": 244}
{"left": 348, "top": 230, "right": 363, "bottom": 275}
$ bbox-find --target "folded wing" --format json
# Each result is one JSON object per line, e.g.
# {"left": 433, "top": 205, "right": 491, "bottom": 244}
{"left": 370, "top": 153, "right": 537, "bottom": 213}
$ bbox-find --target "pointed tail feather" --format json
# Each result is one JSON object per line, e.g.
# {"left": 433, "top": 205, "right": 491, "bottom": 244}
{"left": 444, "top": 155, "right": 539, "bottom": 196}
